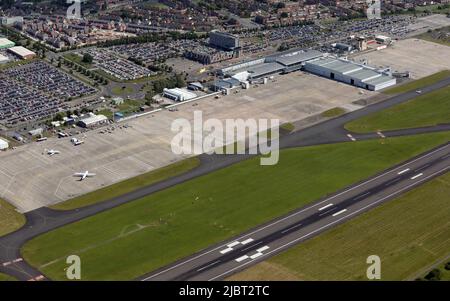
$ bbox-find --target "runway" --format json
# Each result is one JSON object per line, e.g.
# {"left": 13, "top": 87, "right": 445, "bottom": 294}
{"left": 0, "top": 76, "right": 448, "bottom": 281}
{"left": 140, "top": 143, "right": 450, "bottom": 280}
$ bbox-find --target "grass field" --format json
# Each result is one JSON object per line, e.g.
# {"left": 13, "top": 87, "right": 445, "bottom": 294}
{"left": 416, "top": 26, "right": 450, "bottom": 47}
{"left": 51, "top": 157, "right": 200, "bottom": 210}
{"left": 345, "top": 85, "right": 450, "bottom": 133}
{"left": 112, "top": 86, "right": 134, "bottom": 96}
{"left": 22, "top": 132, "right": 450, "bottom": 280}
{"left": 419, "top": 259, "right": 450, "bottom": 281}
{"left": 321, "top": 107, "right": 346, "bottom": 118}
{"left": 230, "top": 172, "right": 450, "bottom": 281}
{"left": 0, "top": 273, "right": 17, "bottom": 281}
{"left": 0, "top": 198, "right": 25, "bottom": 237}
{"left": 383, "top": 70, "right": 450, "bottom": 95}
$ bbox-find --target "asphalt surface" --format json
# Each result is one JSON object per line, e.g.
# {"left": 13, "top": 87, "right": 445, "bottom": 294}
{"left": 141, "top": 143, "right": 449, "bottom": 280}
{"left": 0, "top": 76, "right": 449, "bottom": 281}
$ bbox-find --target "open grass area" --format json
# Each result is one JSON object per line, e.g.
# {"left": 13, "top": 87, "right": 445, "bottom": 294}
{"left": 416, "top": 26, "right": 450, "bottom": 47}
{"left": 50, "top": 157, "right": 200, "bottom": 211}
{"left": 22, "top": 132, "right": 450, "bottom": 280}
{"left": 345, "top": 85, "right": 450, "bottom": 133}
{"left": 63, "top": 53, "right": 92, "bottom": 69}
{"left": 419, "top": 258, "right": 450, "bottom": 281}
{"left": 112, "top": 86, "right": 134, "bottom": 96}
{"left": 383, "top": 70, "right": 450, "bottom": 95}
{"left": 280, "top": 123, "right": 295, "bottom": 132}
{"left": 230, "top": 172, "right": 450, "bottom": 281}
{"left": 0, "top": 273, "right": 17, "bottom": 281}
{"left": 0, "top": 198, "right": 26, "bottom": 237}
{"left": 321, "top": 107, "right": 346, "bottom": 118}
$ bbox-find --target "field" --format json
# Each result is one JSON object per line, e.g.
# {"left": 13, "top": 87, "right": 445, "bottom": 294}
{"left": 321, "top": 107, "right": 346, "bottom": 118}
{"left": 51, "top": 157, "right": 200, "bottom": 210}
{"left": 0, "top": 273, "right": 16, "bottom": 281}
{"left": 230, "top": 172, "right": 450, "bottom": 281}
{"left": 383, "top": 70, "right": 450, "bottom": 95}
{"left": 419, "top": 259, "right": 450, "bottom": 281}
{"left": 345, "top": 85, "right": 450, "bottom": 133}
{"left": 21, "top": 132, "right": 450, "bottom": 280}
{"left": 0, "top": 198, "right": 25, "bottom": 237}
{"left": 416, "top": 26, "right": 450, "bottom": 47}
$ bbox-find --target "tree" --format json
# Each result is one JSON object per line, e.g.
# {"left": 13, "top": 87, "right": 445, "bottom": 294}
{"left": 82, "top": 53, "right": 94, "bottom": 64}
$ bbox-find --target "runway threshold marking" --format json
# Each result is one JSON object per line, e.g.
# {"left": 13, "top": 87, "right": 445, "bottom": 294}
{"left": 411, "top": 173, "right": 423, "bottom": 180}
{"left": 227, "top": 241, "right": 240, "bottom": 248}
{"left": 250, "top": 253, "right": 263, "bottom": 259}
{"left": 332, "top": 209, "right": 347, "bottom": 217}
{"left": 257, "top": 246, "right": 270, "bottom": 253}
{"left": 318, "top": 203, "right": 333, "bottom": 211}
{"left": 235, "top": 255, "right": 249, "bottom": 263}
{"left": 2, "top": 258, "right": 23, "bottom": 266}
{"left": 241, "top": 238, "right": 254, "bottom": 245}
{"left": 398, "top": 168, "right": 410, "bottom": 175}
{"left": 220, "top": 247, "right": 233, "bottom": 254}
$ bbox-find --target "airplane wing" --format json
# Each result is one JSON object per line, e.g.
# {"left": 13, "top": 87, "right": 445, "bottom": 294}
{"left": 73, "top": 173, "right": 85, "bottom": 176}
{"left": 86, "top": 173, "right": 96, "bottom": 177}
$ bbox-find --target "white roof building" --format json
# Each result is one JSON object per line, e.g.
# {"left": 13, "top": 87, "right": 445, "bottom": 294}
{"left": 78, "top": 114, "right": 108, "bottom": 128}
{"left": 0, "top": 138, "right": 9, "bottom": 150}
{"left": 0, "top": 54, "right": 9, "bottom": 63}
{"left": 163, "top": 88, "right": 197, "bottom": 102}
{"left": 8, "top": 46, "right": 36, "bottom": 59}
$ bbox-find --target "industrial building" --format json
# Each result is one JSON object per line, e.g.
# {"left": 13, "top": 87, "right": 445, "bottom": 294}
{"left": 0, "top": 38, "right": 15, "bottom": 49}
{"left": 163, "top": 88, "right": 197, "bottom": 102}
{"left": 0, "top": 16, "right": 23, "bottom": 26}
{"left": 0, "top": 138, "right": 8, "bottom": 150}
{"left": 304, "top": 57, "right": 396, "bottom": 91}
{"left": 8, "top": 46, "right": 36, "bottom": 59}
{"left": 78, "top": 114, "right": 108, "bottom": 128}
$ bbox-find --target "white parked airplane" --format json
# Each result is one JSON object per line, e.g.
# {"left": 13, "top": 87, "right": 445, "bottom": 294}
{"left": 71, "top": 138, "right": 84, "bottom": 146}
{"left": 73, "top": 171, "right": 96, "bottom": 181}
{"left": 47, "top": 149, "right": 60, "bottom": 156}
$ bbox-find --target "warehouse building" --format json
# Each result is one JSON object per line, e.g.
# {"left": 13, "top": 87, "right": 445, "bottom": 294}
{"left": 0, "top": 138, "right": 9, "bottom": 150}
{"left": 8, "top": 46, "right": 36, "bottom": 59}
{"left": 304, "top": 56, "right": 396, "bottom": 91}
{"left": 78, "top": 114, "right": 108, "bottom": 128}
{"left": 0, "top": 38, "right": 15, "bottom": 49}
{"left": 0, "top": 16, "right": 23, "bottom": 26}
{"left": 163, "top": 88, "right": 197, "bottom": 102}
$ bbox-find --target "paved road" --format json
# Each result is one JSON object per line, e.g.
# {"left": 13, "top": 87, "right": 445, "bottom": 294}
{"left": 141, "top": 143, "right": 449, "bottom": 280}
{"left": 0, "top": 77, "right": 449, "bottom": 281}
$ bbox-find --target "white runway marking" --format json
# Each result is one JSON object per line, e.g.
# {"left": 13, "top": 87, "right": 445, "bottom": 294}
{"left": 332, "top": 209, "right": 347, "bottom": 217}
{"left": 411, "top": 173, "right": 423, "bottom": 180}
{"left": 220, "top": 247, "right": 233, "bottom": 254}
{"left": 256, "top": 246, "right": 270, "bottom": 253}
{"left": 318, "top": 203, "right": 333, "bottom": 211}
{"left": 347, "top": 134, "right": 356, "bottom": 141}
{"left": 398, "top": 168, "right": 410, "bottom": 175}
{"left": 241, "top": 238, "right": 254, "bottom": 245}
{"left": 227, "top": 241, "right": 240, "bottom": 248}
{"left": 235, "top": 255, "right": 249, "bottom": 262}
{"left": 250, "top": 253, "right": 263, "bottom": 259}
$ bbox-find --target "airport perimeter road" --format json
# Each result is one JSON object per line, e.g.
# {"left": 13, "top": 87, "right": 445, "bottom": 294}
{"left": 141, "top": 143, "right": 450, "bottom": 281}
{"left": 0, "top": 77, "right": 449, "bottom": 281}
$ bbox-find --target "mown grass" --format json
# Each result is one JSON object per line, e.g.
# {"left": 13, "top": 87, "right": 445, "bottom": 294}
{"left": 50, "top": 157, "right": 200, "bottom": 210}
{"left": 0, "top": 198, "right": 25, "bottom": 237}
{"left": 0, "top": 273, "right": 17, "bottom": 281}
{"left": 345, "top": 85, "right": 450, "bottom": 133}
{"left": 22, "top": 132, "right": 450, "bottom": 280}
{"left": 383, "top": 70, "right": 450, "bottom": 95}
{"left": 321, "top": 107, "right": 346, "bottom": 118}
{"left": 230, "top": 172, "right": 450, "bottom": 281}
